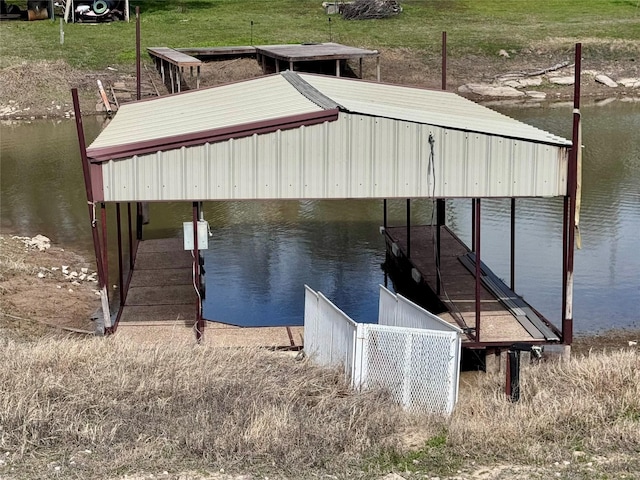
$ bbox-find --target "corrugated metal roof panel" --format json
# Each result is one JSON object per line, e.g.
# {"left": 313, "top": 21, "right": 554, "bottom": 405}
{"left": 88, "top": 75, "right": 325, "bottom": 151}
{"left": 298, "top": 74, "right": 571, "bottom": 147}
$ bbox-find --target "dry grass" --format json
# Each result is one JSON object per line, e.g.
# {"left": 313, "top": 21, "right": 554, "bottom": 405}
{"left": 451, "top": 350, "right": 640, "bottom": 461}
{"left": 0, "top": 336, "right": 408, "bottom": 479}
{"left": 1, "top": 334, "right": 638, "bottom": 480}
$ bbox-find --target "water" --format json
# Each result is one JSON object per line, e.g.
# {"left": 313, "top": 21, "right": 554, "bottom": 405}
{"left": 1, "top": 100, "right": 638, "bottom": 333}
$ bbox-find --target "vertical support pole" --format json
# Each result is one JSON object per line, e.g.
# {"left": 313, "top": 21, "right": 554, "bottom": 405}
{"left": 127, "top": 202, "right": 134, "bottom": 269}
{"left": 510, "top": 197, "right": 516, "bottom": 291}
{"left": 562, "top": 196, "right": 568, "bottom": 332}
{"left": 136, "top": 202, "right": 143, "bottom": 240}
{"left": 100, "top": 203, "right": 109, "bottom": 300}
{"left": 406, "top": 198, "right": 411, "bottom": 258}
{"left": 506, "top": 350, "right": 521, "bottom": 402}
{"left": 193, "top": 202, "right": 203, "bottom": 342}
{"left": 471, "top": 198, "right": 476, "bottom": 252}
{"left": 116, "top": 203, "right": 124, "bottom": 307}
{"left": 72, "top": 88, "right": 112, "bottom": 331}
{"left": 474, "top": 198, "right": 481, "bottom": 342}
{"left": 441, "top": 31, "right": 447, "bottom": 91}
{"left": 564, "top": 43, "right": 581, "bottom": 346}
{"left": 436, "top": 199, "right": 445, "bottom": 295}
{"left": 336, "top": 59, "right": 341, "bottom": 77}
{"left": 383, "top": 199, "right": 387, "bottom": 229}
{"left": 359, "top": 57, "right": 363, "bottom": 79}
{"left": 289, "top": 60, "right": 294, "bottom": 71}
{"left": 135, "top": 6, "right": 141, "bottom": 101}
{"left": 376, "top": 55, "right": 380, "bottom": 82}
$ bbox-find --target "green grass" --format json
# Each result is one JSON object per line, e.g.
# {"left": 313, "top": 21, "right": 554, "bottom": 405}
{"left": 1, "top": 0, "right": 639, "bottom": 69}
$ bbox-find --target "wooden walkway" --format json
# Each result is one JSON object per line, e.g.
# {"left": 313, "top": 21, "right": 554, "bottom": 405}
{"left": 171, "top": 43, "right": 380, "bottom": 80}
{"left": 116, "top": 238, "right": 303, "bottom": 348}
{"left": 383, "top": 225, "right": 560, "bottom": 346}
{"left": 255, "top": 42, "right": 380, "bottom": 79}
{"left": 147, "top": 47, "right": 202, "bottom": 93}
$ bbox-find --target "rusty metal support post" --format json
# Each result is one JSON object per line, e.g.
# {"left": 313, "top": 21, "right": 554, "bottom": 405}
{"left": 72, "top": 87, "right": 112, "bottom": 332}
{"left": 563, "top": 43, "right": 582, "bottom": 346}
{"left": 510, "top": 197, "right": 516, "bottom": 291}
{"left": 127, "top": 202, "right": 134, "bottom": 268}
{"left": 436, "top": 199, "right": 445, "bottom": 295}
{"left": 471, "top": 198, "right": 476, "bottom": 252}
{"left": 116, "top": 203, "right": 124, "bottom": 307}
{"left": 406, "top": 199, "right": 411, "bottom": 258}
{"left": 474, "top": 198, "right": 481, "bottom": 342}
{"left": 136, "top": 6, "right": 141, "bottom": 101}
{"left": 383, "top": 199, "right": 387, "bottom": 229}
{"left": 100, "top": 203, "right": 109, "bottom": 300}
{"left": 193, "top": 202, "right": 203, "bottom": 342}
{"left": 441, "top": 31, "right": 447, "bottom": 91}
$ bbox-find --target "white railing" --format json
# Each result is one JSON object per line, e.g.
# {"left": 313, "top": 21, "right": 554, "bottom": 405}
{"left": 304, "top": 285, "right": 462, "bottom": 415}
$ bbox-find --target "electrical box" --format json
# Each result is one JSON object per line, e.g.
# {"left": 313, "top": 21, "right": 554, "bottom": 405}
{"left": 183, "top": 221, "right": 209, "bottom": 250}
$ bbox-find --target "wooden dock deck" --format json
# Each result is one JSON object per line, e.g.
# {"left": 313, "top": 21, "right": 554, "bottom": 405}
{"left": 382, "top": 225, "right": 560, "bottom": 346}
{"left": 115, "top": 238, "right": 303, "bottom": 348}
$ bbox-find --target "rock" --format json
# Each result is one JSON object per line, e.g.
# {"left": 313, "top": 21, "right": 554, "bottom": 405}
{"left": 457, "top": 84, "right": 472, "bottom": 94}
{"left": 618, "top": 78, "right": 640, "bottom": 88}
{"left": 595, "top": 74, "right": 618, "bottom": 88}
{"left": 37, "top": 271, "right": 46, "bottom": 278}
{"left": 499, "top": 49, "right": 510, "bottom": 58}
{"left": 526, "top": 91, "right": 547, "bottom": 99}
{"left": 503, "top": 77, "right": 543, "bottom": 88}
{"left": 81, "top": 267, "right": 89, "bottom": 274}
{"left": 461, "top": 83, "right": 525, "bottom": 97}
{"left": 548, "top": 76, "right": 575, "bottom": 85}
{"left": 24, "top": 234, "right": 51, "bottom": 251}
{"left": 629, "top": 340, "right": 638, "bottom": 346}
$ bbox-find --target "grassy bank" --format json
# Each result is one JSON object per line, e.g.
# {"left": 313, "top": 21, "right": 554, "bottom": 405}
{"left": 0, "top": 333, "right": 638, "bottom": 480}
{"left": 1, "top": 0, "right": 639, "bottom": 69}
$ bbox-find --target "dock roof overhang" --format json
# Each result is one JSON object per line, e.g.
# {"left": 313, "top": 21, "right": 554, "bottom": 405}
{"left": 86, "top": 72, "right": 572, "bottom": 203}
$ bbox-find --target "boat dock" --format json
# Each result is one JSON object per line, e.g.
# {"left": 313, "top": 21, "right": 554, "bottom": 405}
{"left": 115, "top": 238, "right": 303, "bottom": 348}
{"left": 382, "top": 225, "right": 560, "bottom": 347}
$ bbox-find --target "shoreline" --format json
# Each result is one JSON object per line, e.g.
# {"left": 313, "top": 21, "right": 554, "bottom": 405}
{"left": 1, "top": 233, "right": 637, "bottom": 349}
{"left": 1, "top": 49, "right": 639, "bottom": 121}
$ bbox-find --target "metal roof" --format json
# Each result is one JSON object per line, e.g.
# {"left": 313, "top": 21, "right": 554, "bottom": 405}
{"left": 87, "top": 74, "right": 335, "bottom": 160}
{"left": 298, "top": 74, "right": 571, "bottom": 146}
{"left": 86, "top": 72, "right": 572, "bottom": 202}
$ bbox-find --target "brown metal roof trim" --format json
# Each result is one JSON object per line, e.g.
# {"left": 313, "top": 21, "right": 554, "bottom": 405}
{"left": 87, "top": 109, "right": 339, "bottom": 162}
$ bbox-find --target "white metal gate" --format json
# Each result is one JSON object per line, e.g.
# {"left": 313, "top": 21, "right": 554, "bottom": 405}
{"left": 304, "top": 285, "right": 462, "bottom": 414}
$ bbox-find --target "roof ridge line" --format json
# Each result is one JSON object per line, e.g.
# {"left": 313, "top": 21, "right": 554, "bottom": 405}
{"left": 281, "top": 71, "right": 344, "bottom": 111}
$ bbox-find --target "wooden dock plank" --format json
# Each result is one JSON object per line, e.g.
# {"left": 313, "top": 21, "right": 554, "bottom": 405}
{"left": 126, "top": 284, "right": 196, "bottom": 306}
{"left": 147, "top": 47, "right": 202, "bottom": 67}
{"left": 384, "top": 225, "right": 554, "bottom": 344}
{"left": 255, "top": 42, "right": 378, "bottom": 62}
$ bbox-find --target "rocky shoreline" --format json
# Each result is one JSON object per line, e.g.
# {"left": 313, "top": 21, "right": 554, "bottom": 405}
{"left": 1, "top": 51, "right": 639, "bottom": 121}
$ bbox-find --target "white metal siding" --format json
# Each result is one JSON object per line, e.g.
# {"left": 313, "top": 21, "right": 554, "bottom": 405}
{"left": 100, "top": 112, "right": 569, "bottom": 202}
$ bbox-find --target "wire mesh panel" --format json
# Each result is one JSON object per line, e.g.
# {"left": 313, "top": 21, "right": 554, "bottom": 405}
{"left": 304, "top": 285, "right": 461, "bottom": 414}
{"left": 360, "top": 324, "right": 460, "bottom": 414}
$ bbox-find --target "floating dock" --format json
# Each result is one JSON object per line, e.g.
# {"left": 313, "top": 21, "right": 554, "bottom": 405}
{"left": 115, "top": 238, "right": 303, "bottom": 348}
{"left": 382, "top": 225, "right": 561, "bottom": 348}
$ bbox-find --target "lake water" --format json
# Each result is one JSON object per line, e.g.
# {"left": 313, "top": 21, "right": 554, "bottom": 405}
{"left": 1, "top": 100, "right": 638, "bottom": 333}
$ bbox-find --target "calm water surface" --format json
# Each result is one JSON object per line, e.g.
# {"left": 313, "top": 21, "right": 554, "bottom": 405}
{"left": 1, "top": 100, "right": 638, "bottom": 332}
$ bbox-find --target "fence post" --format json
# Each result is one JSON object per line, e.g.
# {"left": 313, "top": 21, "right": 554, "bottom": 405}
{"left": 352, "top": 323, "right": 366, "bottom": 390}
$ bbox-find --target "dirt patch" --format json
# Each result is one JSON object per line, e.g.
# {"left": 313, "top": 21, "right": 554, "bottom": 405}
{"left": 0, "top": 234, "right": 100, "bottom": 339}
{"left": 1, "top": 41, "right": 639, "bottom": 120}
